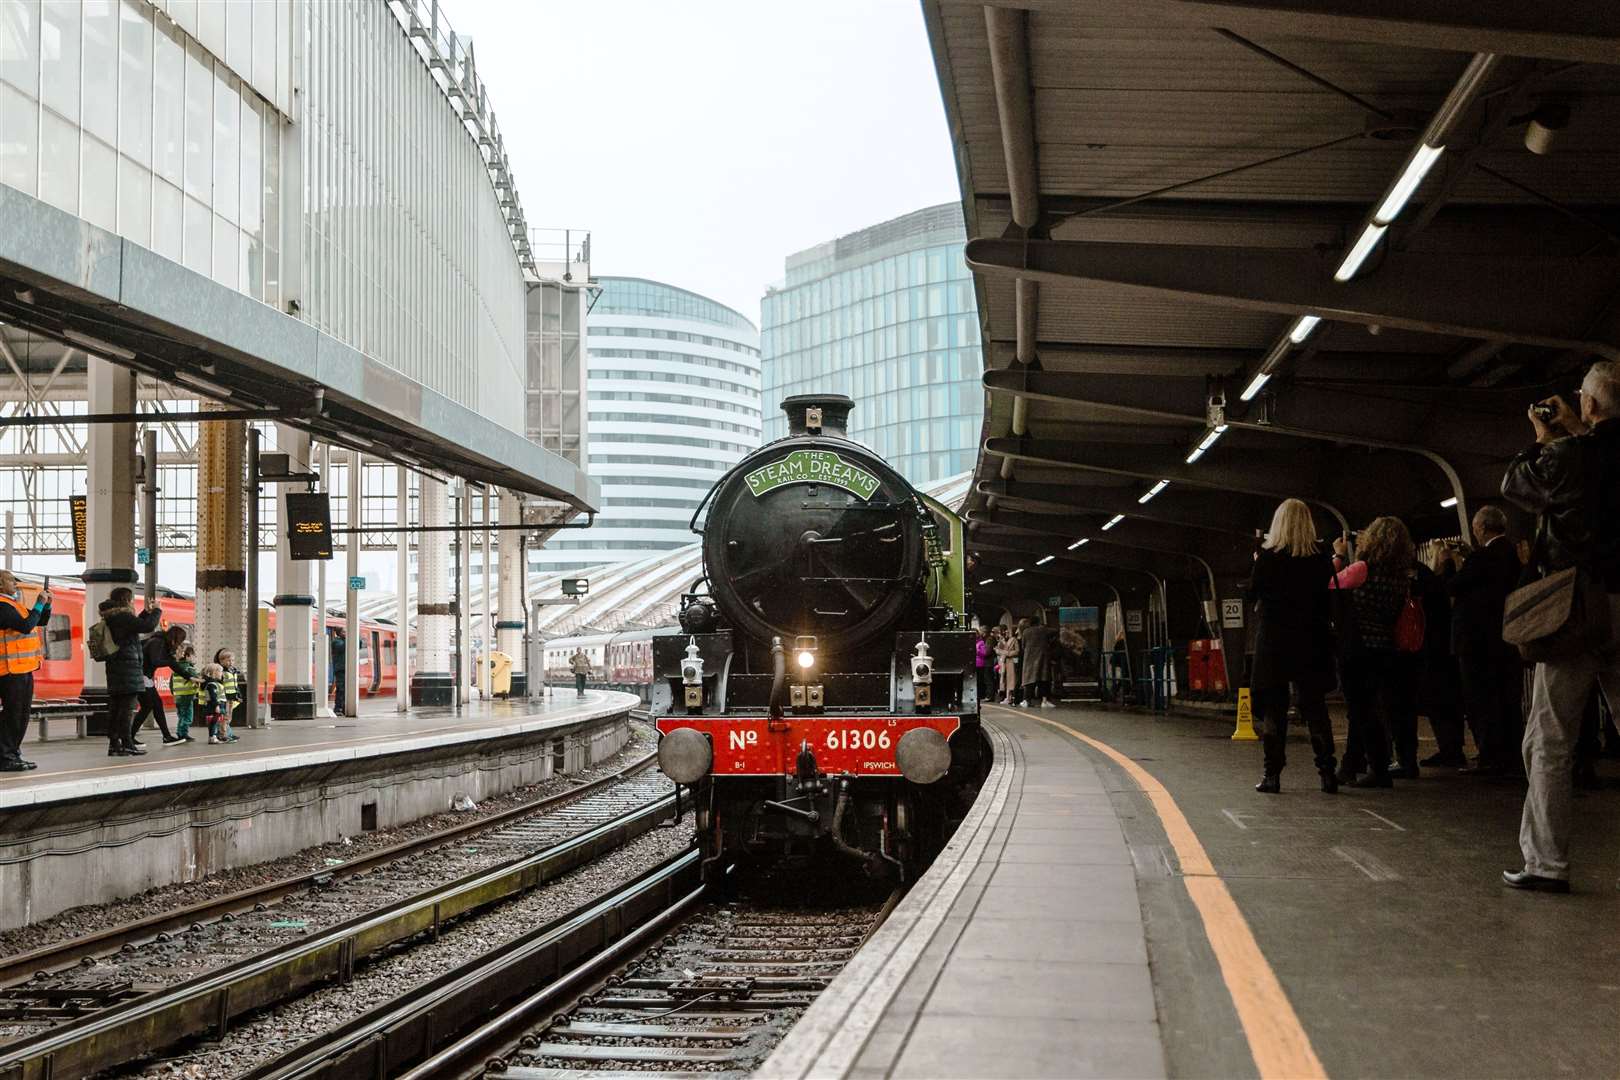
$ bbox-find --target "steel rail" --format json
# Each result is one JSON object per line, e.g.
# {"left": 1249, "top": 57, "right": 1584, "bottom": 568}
{"left": 0, "top": 785, "right": 678, "bottom": 1079}
{"left": 0, "top": 739, "right": 659, "bottom": 989}
{"left": 250, "top": 850, "right": 707, "bottom": 1080}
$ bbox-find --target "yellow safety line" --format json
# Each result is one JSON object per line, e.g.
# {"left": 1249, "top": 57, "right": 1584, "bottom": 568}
{"left": 995, "top": 706, "right": 1327, "bottom": 1080}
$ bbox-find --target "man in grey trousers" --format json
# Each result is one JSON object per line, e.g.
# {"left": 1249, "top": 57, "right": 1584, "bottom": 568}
{"left": 1500, "top": 361, "right": 1620, "bottom": 893}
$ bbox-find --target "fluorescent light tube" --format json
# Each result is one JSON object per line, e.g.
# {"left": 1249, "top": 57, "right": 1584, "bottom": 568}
{"left": 62, "top": 329, "right": 137, "bottom": 361}
{"left": 1185, "top": 447, "right": 1206, "bottom": 464}
{"left": 1102, "top": 514, "right": 1124, "bottom": 531}
{"left": 1287, "top": 315, "right": 1321, "bottom": 344}
{"left": 1440, "top": 496, "right": 1458, "bottom": 508}
{"left": 1198, "top": 428, "right": 1224, "bottom": 451}
{"left": 1138, "top": 480, "right": 1169, "bottom": 504}
{"left": 978, "top": 578, "right": 995, "bottom": 585}
{"left": 173, "top": 370, "right": 235, "bottom": 398}
{"left": 1035, "top": 555, "right": 1054, "bottom": 565}
{"left": 1067, "top": 539, "right": 1089, "bottom": 550}
{"left": 1006, "top": 568, "right": 1024, "bottom": 577}
{"left": 1240, "top": 371, "right": 1271, "bottom": 402}
{"left": 1374, "top": 143, "right": 1444, "bottom": 224}
{"left": 1335, "top": 223, "right": 1388, "bottom": 282}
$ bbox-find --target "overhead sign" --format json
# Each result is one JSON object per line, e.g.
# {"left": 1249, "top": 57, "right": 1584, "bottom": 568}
{"left": 1125, "top": 610, "right": 1144, "bottom": 633}
{"left": 743, "top": 449, "right": 880, "bottom": 501}
{"left": 285, "top": 492, "right": 334, "bottom": 561}
{"left": 1221, "top": 598, "right": 1245, "bottom": 629}
{"left": 136, "top": 546, "right": 151, "bottom": 565}
{"left": 68, "top": 495, "right": 86, "bottom": 561}
{"left": 348, "top": 576, "right": 366, "bottom": 591}
{"left": 562, "top": 578, "right": 589, "bottom": 597}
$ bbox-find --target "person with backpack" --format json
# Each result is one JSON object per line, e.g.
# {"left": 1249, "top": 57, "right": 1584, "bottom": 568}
{"left": 0, "top": 571, "right": 49, "bottom": 772}
{"left": 1330, "top": 516, "right": 1419, "bottom": 789}
{"left": 136, "top": 625, "right": 194, "bottom": 746}
{"left": 93, "top": 587, "right": 162, "bottom": 756}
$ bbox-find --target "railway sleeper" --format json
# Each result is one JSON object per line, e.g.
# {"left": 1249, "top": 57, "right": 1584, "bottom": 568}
{"left": 533, "top": 1043, "right": 747, "bottom": 1064}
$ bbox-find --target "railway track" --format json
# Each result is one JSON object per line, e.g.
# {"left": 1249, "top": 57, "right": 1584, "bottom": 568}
{"left": 0, "top": 761, "right": 679, "bottom": 1078}
{"left": 0, "top": 730, "right": 660, "bottom": 991}
{"left": 235, "top": 859, "right": 897, "bottom": 1080}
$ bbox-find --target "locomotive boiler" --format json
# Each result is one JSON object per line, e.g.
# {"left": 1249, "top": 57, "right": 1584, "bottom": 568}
{"left": 651, "top": 394, "right": 986, "bottom": 877}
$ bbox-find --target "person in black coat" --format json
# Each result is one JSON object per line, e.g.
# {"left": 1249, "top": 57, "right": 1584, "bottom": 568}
{"left": 1442, "top": 505, "right": 1524, "bottom": 774}
{"left": 1416, "top": 548, "right": 1466, "bottom": 768}
{"left": 135, "top": 625, "right": 191, "bottom": 745}
{"left": 1247, "top": 498, "right": 1339, "bottom": 794}
{"left": 100, "top": 587, "right": 162, "bottom": 756}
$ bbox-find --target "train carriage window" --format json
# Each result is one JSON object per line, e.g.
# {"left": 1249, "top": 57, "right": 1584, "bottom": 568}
{"left": 43, "top": 614, "right": 72, "bottom": 661}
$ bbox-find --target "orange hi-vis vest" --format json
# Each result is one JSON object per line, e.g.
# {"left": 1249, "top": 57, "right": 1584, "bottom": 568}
{"left": 0, "top": 596, "right": 41, "bottom": 675}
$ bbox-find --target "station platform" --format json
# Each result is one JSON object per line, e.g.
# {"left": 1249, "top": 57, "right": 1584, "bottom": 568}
{"left": 767, "top": 702, "right": 1620, "bottom": 1079}
{"left": 0, "top": 691, "right": 640, "bottom": 930}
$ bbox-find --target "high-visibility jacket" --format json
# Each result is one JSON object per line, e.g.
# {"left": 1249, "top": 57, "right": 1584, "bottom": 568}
{"left": 170, "top": 670, "right": 199, "bottom": 699}
{"left": 0, "top": 596, "right": 42, "bottom": 675}
{"left": 220, "top": 666, "right": 241, "bottom": 702}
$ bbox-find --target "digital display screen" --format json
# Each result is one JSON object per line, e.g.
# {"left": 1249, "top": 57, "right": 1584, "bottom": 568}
{"left": 68, "top": 495, "right": 87, "bottom": 562}
{"left": 285, "top": 492, "right": 333, "bottom": 560}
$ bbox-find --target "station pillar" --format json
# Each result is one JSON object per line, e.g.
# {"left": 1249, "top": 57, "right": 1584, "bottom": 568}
{"left": 270, "top": 425, "right": 315, "bottom": 719}
{"left": 196, "top": 407, "right": 247, "bottom": 673}
{"left": 81, "top": 359, "right": 138, "bottom": 718}
{"left": 496, "top": 491, "right": 526, "bottom": 697}
{"left": 410, "top": 476, "right": 454, "bottom": 705}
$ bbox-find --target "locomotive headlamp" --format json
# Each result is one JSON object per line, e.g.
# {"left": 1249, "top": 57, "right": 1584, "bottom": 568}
{"left": 911, "top": 639, "right": 934, "bottom": 708}
{"left": 658, "top": 727, "right": 712, "bottom": 784}
{"left": 680, "top": 637, "right": 705, "bottom": 686}
{"left": 794, "top": 635, "right": 818, "bottom": 671}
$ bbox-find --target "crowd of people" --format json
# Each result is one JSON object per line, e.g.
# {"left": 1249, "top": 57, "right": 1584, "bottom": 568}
{"left": 1247, "top": 359, "right": 1620, "bottom": 893}
{"left": 974, "top": 619, "right": 1094, "bottom": 708}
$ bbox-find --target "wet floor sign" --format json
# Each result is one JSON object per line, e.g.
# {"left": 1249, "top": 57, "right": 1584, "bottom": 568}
{"left": 1232, "top": 687, "right": 1258, "bottom": 741}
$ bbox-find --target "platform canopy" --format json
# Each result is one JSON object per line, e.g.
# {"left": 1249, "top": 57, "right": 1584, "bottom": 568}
{"left": 0, "top": 188, "right": 597, "bottom": 510}
{"left": 923, "top": 0, "right": 1620, "bottom": 613}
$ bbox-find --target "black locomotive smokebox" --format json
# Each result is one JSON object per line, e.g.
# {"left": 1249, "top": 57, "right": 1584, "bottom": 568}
{"left": 782, "top": 393, "right": 854, "bottom": 437}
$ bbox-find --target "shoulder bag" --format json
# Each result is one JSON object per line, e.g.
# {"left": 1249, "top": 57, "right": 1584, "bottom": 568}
{"left": 1503, "top": 515, "right": 1611, "bottom": 662}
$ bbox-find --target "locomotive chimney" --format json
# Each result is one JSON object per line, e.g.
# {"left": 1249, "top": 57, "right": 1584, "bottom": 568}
{"left": 782, "top": 394, "right": 854, "bottom": 438}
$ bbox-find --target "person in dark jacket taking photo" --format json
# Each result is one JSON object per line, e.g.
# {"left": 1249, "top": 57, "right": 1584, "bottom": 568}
{"left": 1247, "top": 498, "right": 1339, "bottom": 794}
{"left": 98, "top": 587, "right": 162, "bottom": 757}
{"left": 1499, "top": 361, "right": 1620, "bottom": 893}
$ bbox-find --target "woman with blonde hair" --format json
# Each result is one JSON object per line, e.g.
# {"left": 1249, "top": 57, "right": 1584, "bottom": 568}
{"left": 1331, "top": 515, "right": 1417, "bottom": 788}
{"left": 1247, "top": 498, "right": 1339, "bottom": 793}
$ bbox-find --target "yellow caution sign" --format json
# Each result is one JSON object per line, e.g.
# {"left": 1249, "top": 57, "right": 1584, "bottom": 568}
{"left": 1231, "top": 687, "right": 1258, "bottom": 741}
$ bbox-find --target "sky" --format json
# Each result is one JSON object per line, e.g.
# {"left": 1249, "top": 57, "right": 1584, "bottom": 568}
{"left": 448, "top": 0, "right": 963, "bottom": 323}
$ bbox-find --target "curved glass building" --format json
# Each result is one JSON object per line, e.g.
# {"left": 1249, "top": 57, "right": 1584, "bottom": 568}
{"left": 535, "top": 276, "right": 762, "bottom": 574}
{"left": 760, "top": 203, "right": 984, "bottom": 485}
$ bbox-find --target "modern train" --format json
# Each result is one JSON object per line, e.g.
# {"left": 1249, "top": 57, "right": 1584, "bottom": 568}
{"left": 643, "top": 394, "right": 989, "bottom": 879}
{"left": 7, "top": 574, "right": 400, "bottom": 705}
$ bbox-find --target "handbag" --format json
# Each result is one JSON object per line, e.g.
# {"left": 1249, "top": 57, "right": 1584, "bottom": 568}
{"left": 1503, "top": 566, "right": 1610, "bottom": 662}
{"left": 1394, "top": 591, "right": 1426, "bottom": 654}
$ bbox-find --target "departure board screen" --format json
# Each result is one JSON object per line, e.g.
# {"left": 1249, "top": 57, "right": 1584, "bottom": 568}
{"left": 286, "top": 492, "right": 334, "bottom": 560}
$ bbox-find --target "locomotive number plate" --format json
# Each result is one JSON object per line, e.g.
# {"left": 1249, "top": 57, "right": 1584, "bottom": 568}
{"left": 656, "top": 715, "right": 961, "bottom": 777}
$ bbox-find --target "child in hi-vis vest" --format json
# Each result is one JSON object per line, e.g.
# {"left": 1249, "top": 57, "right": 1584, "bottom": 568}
{"left": 169, "top": 643, "right": 200, "bottom": 740}
{"left": 200, "top": 663, "right": 236, "bottom": 744}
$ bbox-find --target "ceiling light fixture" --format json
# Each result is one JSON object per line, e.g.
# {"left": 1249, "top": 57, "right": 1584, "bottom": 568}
{"left": 1035, "top": 555, "right": 1055, "bottom": 566}
{"left": 1440, "top": 496, "right": 1459, "bottom": 508}
{"left": 1374, "top": 143, "right": 1445, "bottom": 224}
{"left": 1184, "top": 447, "right": 1205, "bottom": 464}
{"left": 1102, "top": 514, "right": 1124, "bottom": 531}
{"left": 1006, "top": 568, "right": 1025, "bottom": 577}
{"left": 1334, "top": 223, "right": 1388, "bottom": 282}
{"left": 173, "top": 370, "right": 235, "bottom": 398}
{"left": 1287, "top": 315, "right": 1322, "bottom": 344}
{"left": 62, "top": 329, "right": 137, "bottom": 361}
{"left": 978, "top": 578, "right": 995, "bottom": 585}
{"left": 1138, "top": 480, "right": 1169, "bottom": 504}
{"left": 1239, "top": 371, "right": 1271, "bottom": 402}
{"left": 1067, "top": 538, "right": 1089, "bottom": 550}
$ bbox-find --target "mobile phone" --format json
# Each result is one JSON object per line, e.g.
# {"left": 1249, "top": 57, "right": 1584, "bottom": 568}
{"left": 1532, "top": 402, "right": 1557, "bottom": 421}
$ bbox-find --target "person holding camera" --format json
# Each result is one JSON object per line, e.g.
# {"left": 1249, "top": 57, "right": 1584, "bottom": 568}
{"left": 1499, "top": 362, "right": 1620, "bottom": 892}
{"left": 97, "top": 587, "right": 163, "bottom": 757}
{"left": 1440, "top": 506, "right": 1523, "bottom": 774}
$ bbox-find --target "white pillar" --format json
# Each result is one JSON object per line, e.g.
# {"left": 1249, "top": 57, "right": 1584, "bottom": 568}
{"left": 312, "top": 442, "right": 332, "bottom": 717}
{"left": 458, "top": 481, "right": 473, "bottom": 705}
{"left": 345, "top": 449, "right": 361, "bottom": 717}
{"left": 410, "top": 476, "right": 453, "bottom": 705}
{"left": 82, "top": 359, "right": 137, "bottom": 704}
{"left": 196, "top": 407, "right": 246, "bottom": 669}
{"left": 480, "top": 487, "right": 493, "bottom": 700}
{"left": 396, "top": 465, "right": 410, "bottom": 713}
{"left": 270, "top": 425, "right": 315, "bottom": 719}
{"left": 496, "top": 490, "right": 525, "bottom": 697}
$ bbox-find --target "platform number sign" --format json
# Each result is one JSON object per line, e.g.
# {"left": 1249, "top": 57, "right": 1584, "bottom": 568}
{"left": 1221, "top": 598, "right": 1245, "bottom": 629}
{"left": 348, "top": 576, "right": 366, "bottom": 592}
{"left": 562, "top": 578, "right": 589, "bottom": 597}
{"left": 1125, "top": 610, "right": 1144, "bottom": 633}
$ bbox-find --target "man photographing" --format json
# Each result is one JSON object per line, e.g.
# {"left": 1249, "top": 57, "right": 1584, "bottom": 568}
{"left": 1500, "top": 361, "right": 1620, "bottom": 892}
{"left": 0, "top": 571, "right": 51, "bottom": 772}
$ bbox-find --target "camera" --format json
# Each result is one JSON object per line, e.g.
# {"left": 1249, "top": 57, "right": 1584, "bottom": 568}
{"left": 1532, "top": 402, "right": 1558, "bottom": 422}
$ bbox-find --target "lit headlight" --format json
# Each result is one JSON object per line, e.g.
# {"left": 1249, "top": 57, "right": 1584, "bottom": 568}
{"left": 797, "top": 650, "right": 815, "bottom": 670}
{"left": 658, "top": 727, "right": 712, "bottom": 784}
{"left": 896, "top": 727, "right": 952, "bottom": 784}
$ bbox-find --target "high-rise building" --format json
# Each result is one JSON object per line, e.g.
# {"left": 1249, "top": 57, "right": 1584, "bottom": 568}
{"left": 534, "top": 276, "right": 762, "bottom": 574}
{"left": 760, "top": 204, "right": 984, "bottom": 484}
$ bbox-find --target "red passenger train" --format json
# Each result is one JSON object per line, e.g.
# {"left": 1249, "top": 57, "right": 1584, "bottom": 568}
{"left": 11, "top": 574, "right": 400, "bottom": 704}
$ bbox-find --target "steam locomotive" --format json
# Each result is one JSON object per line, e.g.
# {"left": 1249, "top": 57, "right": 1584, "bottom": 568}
{"left": 653, "top": 395, "right": 987, "bottom": 878}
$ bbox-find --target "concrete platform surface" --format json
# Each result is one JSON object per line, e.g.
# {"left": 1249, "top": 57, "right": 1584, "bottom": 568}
{"left": 765, "top": 701, "right": 1620, "bottom": 1079}
{"left": 0, "top": 690, "right": 640, "bottom": 810}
